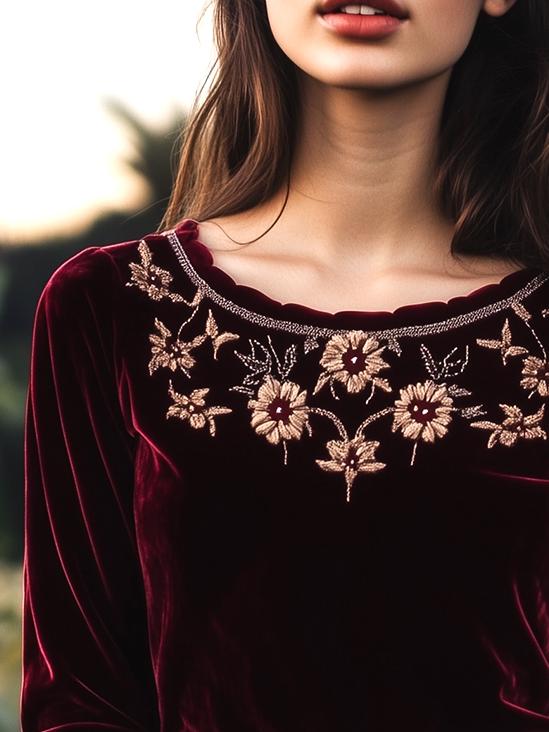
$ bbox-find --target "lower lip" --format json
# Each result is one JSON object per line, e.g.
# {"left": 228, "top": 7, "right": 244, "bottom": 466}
{"left": 318, "top": 12, "right": 405, "bottom": 39}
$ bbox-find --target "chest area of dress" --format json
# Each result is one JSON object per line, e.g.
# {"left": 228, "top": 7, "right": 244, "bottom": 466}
{"left": 121, "top": 266, "right": 549, "bottom": 505}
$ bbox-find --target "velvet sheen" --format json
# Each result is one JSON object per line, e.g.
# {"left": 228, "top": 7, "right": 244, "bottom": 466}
{"left": 21, "top": 217, "right": 549, "bottom": 732}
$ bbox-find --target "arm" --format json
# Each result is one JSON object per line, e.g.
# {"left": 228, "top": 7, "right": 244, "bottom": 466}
{"left": 21, "top": 246, "right": 160, "bottom": 732}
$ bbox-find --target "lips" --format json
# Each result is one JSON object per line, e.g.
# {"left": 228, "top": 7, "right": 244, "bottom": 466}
{"left": 317, "top": 0, "right": 409, "bottom": 20}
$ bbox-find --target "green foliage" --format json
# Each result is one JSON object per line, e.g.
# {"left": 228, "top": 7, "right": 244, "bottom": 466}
{"left": 0, "top": 99, "right": 189, "bottom": 729}
{"left": 0, "top": 100, "right": 188, "bottom": 564}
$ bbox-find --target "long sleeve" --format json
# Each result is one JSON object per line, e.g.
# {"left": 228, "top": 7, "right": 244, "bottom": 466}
{"left": 20, "top": 219, "right": 549, "bottom": 731}
{"left": 21, "top": 246, "right": 160, "bottom": 732}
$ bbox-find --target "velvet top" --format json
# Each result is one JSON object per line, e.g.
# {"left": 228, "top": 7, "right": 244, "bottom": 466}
{"left": 21, "top": 216, "right": 549, "bottom": 731}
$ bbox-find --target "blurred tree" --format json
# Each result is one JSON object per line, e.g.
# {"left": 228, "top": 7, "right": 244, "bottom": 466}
{"left": 0, "top": 100, "right": 188, "bottom": 563}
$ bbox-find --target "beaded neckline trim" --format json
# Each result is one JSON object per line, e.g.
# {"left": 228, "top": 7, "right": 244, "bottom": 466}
{"left": 162, "top": 228, "right": 549, "bottom": 339}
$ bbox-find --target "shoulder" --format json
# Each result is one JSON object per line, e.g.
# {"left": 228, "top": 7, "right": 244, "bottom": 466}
{"left": 30, "top": 233, "right": 167, "bottom": 379}
{"left": 39, "top": 231, "right": 167, "bottom": 313}
{"left": 43, "top": 245, "right": 110, "bottom": 297}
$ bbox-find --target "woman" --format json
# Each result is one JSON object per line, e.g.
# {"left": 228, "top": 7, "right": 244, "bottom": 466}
{"left": 21, "top": 0, "right": 549, "bottom": 730}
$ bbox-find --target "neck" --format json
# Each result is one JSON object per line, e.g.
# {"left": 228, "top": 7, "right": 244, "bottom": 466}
{"left": 274, "top": 68, "right": 459, "bottom": 274}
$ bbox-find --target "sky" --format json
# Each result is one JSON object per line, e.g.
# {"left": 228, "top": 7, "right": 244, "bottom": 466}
{"left": 1, "top": 0, "right": 216, "bottom": 243}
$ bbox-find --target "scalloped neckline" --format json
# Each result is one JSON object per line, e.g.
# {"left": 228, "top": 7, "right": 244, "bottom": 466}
{"left": 165, "top": 217, "right": 547, "bottom": 336}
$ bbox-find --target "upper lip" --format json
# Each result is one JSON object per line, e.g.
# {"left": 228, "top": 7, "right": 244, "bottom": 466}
{"left": 317, "top": 0, "right": 409, "bottom": 19}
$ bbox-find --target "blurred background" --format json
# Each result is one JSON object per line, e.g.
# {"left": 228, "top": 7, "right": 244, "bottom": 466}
{"left": 0, "top": 1, "right": 215, "bottom": 727}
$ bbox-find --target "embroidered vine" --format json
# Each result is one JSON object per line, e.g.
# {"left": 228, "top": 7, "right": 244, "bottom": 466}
{"left": 127, "top": 239, "right": 238, "bottom": 430}
{"left": 126, "top": 237, "right": 549, "bottom": 504}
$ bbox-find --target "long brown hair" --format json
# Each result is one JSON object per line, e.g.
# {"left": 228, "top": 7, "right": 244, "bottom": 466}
{"left": 157, "top": 0, "right": 549, "bottom": 269}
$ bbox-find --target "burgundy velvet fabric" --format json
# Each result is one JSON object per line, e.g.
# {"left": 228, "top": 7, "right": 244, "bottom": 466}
{"left": 21, "top": 216, "right": 549, "bottom": 731}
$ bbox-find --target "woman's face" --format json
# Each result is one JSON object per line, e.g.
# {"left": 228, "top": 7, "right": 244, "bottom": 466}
{"left": 264, "top": 0, "right": 518, "bottom": 91}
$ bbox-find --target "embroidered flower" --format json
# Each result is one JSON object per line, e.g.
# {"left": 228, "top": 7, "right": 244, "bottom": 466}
{"left": 316, "top": 435, "right": 386, "bottom": 503}
{"left": 127, "top": 234, "right": 549, "bottom": 487}
{"left": 470, "top": 403, "right": 546, "bottom": 447}
{"left": 520, "top": 355, "right": 549, "bottom": 397}
{"left": 313, "top": 330, "right": 392, "bottom": 396}
{"left": 391, "top": 379, "right": 454, "bottom": 450}
{"left": 126, "top": 239, "right": 191, "bottom": 303}
{"left": 166, "top": 382, "right": 232, "bottom": 436}
{"left": 148, "top": 317, "right": 207, "bottom": 377}
{"left": 476, "top": 318, "right": 529, "bottom": 366}
{"left": 248, "top": 375, "right": 310, "bottom": 445}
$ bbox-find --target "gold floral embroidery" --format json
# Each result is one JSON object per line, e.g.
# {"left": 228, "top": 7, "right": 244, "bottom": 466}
{"left": 237, "top": 341, "right": 391, "bottom": 500}
{"left": 304, "top": 335, "right": 320, "bottom": 353}
{"left": 230, "top": 336, "right": 298, "bottom": 398}
{"left": 315, "top": 436, "right": 386, "bottom": 498}
{"left": 310, "top": 405, "right": 392, "bottom": 502}
{"left": 520, "top": 355, "right": 549, "bottom": 397}
{"left": 511, "top": 301, "right": 532, "bottom": 322}
{"left": 205, "top": 309, "right": 239, "bottom": 359}
{"left": 476, "top": 317, "right": 529, "bottom": 365}
{"left": 166, "top": 381, "right": 232, "bottom": 437}
{"left": 390, "top": 379, "right": 454, "bottom": 465}
{"left": 470, "top": 403, "right": 546, "bottom": 447}
{"left": 420, "top": 343, "right": 470, "bottom": 381}
{"left": 126, "top": 239, "right": 196, "bottom": 304}
{"left": 248, "top": 374, "right": 312, "bottom": 462}
{"left": 126, "top": 237, "right": 549, "bottom": 503}
{"left": 125, "top": 242, "right": 239, "bottom": 376}
{"left": 313, "top": 330, "right": 392, "bottom": 399}
{"left": 148, "top": 317, "right": 207, "bottom": 377}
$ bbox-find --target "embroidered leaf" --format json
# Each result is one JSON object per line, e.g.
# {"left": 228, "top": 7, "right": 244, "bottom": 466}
{"left": 265, "top": 334, "right": 298, "bottom": 379}
{"left": 460, "top": 404, "right": 487, "bottom": 419}
{"left": 234, "top": 350, "right": 270, "bottom": 373}
{"left": 233, "top": 339, "right": 273, "bottom": 387}
{"left": 229, "top": 384, "right": 256, "bottom": 397}
{"left": 212, "top": 332, "right": 240, "bottom": 359}
{"left": 267, "top": 334, "right": 283, "bottom": 375}
{"left": 511, "top": 301, "right": 531, "bottom": 322}
{"left": 505, "top": 346, "right": 530, "bottom": 359}
{"left": 313, "top": 371, "right": 331, "bottom": 396}
{"left": 138, "top": 239, "right": 152, "bottom": 267}
{"left": 204, "top": 406, "right": 233, "bottom": 436}
{"left": 476, "top": 318, "right": 529, "bottom": 365}
{"left": 152, "top": 316, "right": 171, "bottom": 339}
{"left": 499, "top": 403, "right": 524, "bottom": 420}
{"left": 523, "top": 403, "right": 545, "bottom": 427}
{"left": 469, "top": 419, "right": 499, "bottom": 430}
{"left": 204, "top": 309, "right": 240, "bottom": 359}
{"left": 441, "top": 345, "right": 469, "bottom": 378}
{"left": 188, "top": 289, "right": 205, "bottom": 308}
{"left": 476, "top": 338, "right": 502, "bottom": 349}
{"left": 205, "top": 310, "right": 218, "bottom": 338}
{"left": 304, "top": 335, "right": 320, "bottom": 353}
{"left": 385, "top": 338, "right": 402, "bottom": 356}
{"left": 420, "top": 343, "right": 441, "bottom": 380}
{"left": 527, "top": 426, "right": 547, "bottom": 440}
{"left": 372, "top": 376, "right": 392, "bottom": 393}
{"left": 420, "top": 344, "right": 470, "bottom": 382}
{"left": 447, "top": 384, "right": 473, "bottom": 397}
{"left": 281, "top": 343, "right": 298, "bottom": 379}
